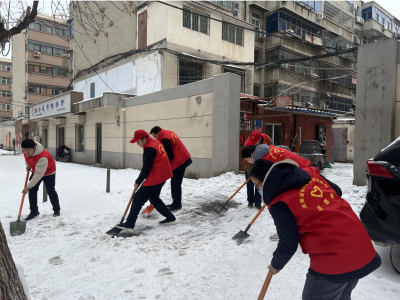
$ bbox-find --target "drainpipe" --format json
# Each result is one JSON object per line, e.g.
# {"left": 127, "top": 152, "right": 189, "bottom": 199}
{"left": 244, "top": 1, "right": 247, "bottom": 22}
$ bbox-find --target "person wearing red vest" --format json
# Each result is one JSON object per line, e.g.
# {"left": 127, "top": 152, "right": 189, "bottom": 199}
{"left": 243, "top": 131, "right": 265, "bottom": 209}
{"left": 249, "top": 159, "right": 381, "bottom": 300}
{"left": 21, "top": 139, "right": 60, "bottom": 220}
{"left": 117, "top": 130, "right": 177, "bottom": 232}
{"left": 150, "top": 126, "right": 192, "bottom": 211}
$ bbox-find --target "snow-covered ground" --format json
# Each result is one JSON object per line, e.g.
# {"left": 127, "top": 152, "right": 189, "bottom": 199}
{"left": 1, "top": 156, "right": 399, "bottom": 300}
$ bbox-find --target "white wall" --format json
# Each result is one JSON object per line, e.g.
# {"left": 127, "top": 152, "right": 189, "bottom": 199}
{"left": 73, "top": 54, "right": 162, "bottom": 99}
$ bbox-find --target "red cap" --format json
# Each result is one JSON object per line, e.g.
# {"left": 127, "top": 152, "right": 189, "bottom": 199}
{"left": 261, "top": 133, "right": 269, "bottom": 144}
{"left": 130, "top": 130, "right": 149, "bottom": 143}
{"left": 246, "top": 131, "right": 261, "bottom": 146}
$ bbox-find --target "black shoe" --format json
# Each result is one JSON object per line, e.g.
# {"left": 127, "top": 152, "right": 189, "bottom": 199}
{"left": 168, "top": 205, "right": 182, "bottom": 212}
{"left": 116, "top": 222, "right": 135, "bottom": 233}
{"left": 25, "top": 211, "right": 40, "bottom": 221}
{"left": 159, "top": 218, "right": 177, "bottom": 226}
{"left": 255, "top": 204, "right": 262, "bottom": 210}
{"left": 248, "top": 204, "right": 253, "bottom": 208}
{"left": 53, "top": 210, "right": 60, "bottom": 217}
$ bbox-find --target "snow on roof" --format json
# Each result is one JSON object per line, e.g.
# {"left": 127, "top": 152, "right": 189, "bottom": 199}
{"left": 181, "top": 53, "right": 205, "bottom": 60}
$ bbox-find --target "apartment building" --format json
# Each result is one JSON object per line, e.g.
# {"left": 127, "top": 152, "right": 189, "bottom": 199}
{"left": 11, "top": 13, "right": 69, "bottom": 118}
{"left": 69, "top": 1, "right": 256, "bottom": 98}
{"left": 0, "top": 58, "right": 12, "bottom": 122}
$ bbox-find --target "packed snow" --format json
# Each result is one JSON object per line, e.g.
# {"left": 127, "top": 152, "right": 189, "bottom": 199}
{"left": 1, "top": 156, "right": 399, "bottom": 300}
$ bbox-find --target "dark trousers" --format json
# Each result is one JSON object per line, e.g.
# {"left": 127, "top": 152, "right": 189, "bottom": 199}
{"left": 170, "top": 166, "right": 186, "bottom": 208}
{"left": 126, "top": 182, "right": 175, "bottom": 226}
{"left": 302, "top": 272, "right": 359, "bottom": 300}
{"left": 245, "top": 171, "right": 261, "bottom": 205}
{"left": 28, "top": 173, "right": 60, "bottom": 213}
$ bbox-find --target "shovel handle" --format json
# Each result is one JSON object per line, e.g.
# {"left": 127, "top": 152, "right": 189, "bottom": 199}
{"left": 249, "top": 205, "right": 266, "bottom": 226}
{"left": 257, "top": 270, "right": 274, "bottom": 300}
{"left": 18, "top": 170, "right": 30, "bottom": 219}
{"left": 120, "top": 187, "right": 138, "bottom": 223}
{"left": 227, "top": 178, "right": 251, "bottom": 203}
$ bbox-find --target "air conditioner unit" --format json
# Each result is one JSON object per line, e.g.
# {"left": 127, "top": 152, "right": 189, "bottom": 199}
{"left": 356, "top": 16, "right": 364, "bottom": 24}
{"left": 281, "top": 63, "right": 289, "bottom": 69}
{"left": 354, "top": 37, "right": 360, "bottom": 44}
{"left": 33, "top": 51, "right": 41, "bottom": 58}
{"left": 317, "top": 13, "right": 324, "bottom": 21}
{"left": 383, "top": 24, "right": 388, "bottom": 31}
{"left": 350, "top": 3, "right": 358, "bottom": 12}
{"left": 22, "top": 94, "right": 27, "bottom": 99}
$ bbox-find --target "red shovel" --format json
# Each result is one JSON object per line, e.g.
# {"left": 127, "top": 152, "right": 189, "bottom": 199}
{"left": 142, "top": 204, "right": 154, "bottom": 217}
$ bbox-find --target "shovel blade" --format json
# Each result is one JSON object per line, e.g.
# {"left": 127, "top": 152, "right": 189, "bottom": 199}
{"left": 9, "top": 220, "right": 26, "bottom": 236}
{"left": 106, "top": 226, "right": 122, "bottom": 236}
{"left": 232, "top": 230, "right": 250, "bottom": 244}
{"left": 142, "top": 205, "right": 154, "bottom": 218}
{"left": 213, "top": 203, "right": 228, "bottom": 216}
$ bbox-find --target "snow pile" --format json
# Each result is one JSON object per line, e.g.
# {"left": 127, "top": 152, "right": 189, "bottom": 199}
{"left": 1, "top": 156, "right": 399, "bottom": 299}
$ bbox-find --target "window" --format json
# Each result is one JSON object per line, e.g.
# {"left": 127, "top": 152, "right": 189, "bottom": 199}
{"left": 297, "top": 1, "right": 322, "bottom": 13}
{"left": 182, "top": 8, "right": 209, "bottom": 34}
{"left": 234, "top": 3, "right": 239, "bottom": 18}
{"left": 0, "top": 63, "right": 11, "bottom": 71}
{"left": 0, "top": 77, "right": 12, "bottom": 84}
{"left": 252, "top": 12, "right": 260, "bottom": 27}
{"left": 324, "top": 2, "right": 353, "bottom": 32}
{"left": 179, "top": 59, "right": 204, "bottom": 86}
{"left": 68, "top": 19, "right": 74, "bottom": 38}
{"left": 26, "top": 63, "right": 69, "bottom": 77}
{"left": 222, "top": 23, "right": 243, "bottom": 45}
{"left": 362, "top": 6, "right": 393, "bottom": 29}
{"left": 211, "top": 1, "right": 233, "bottom": 9}
{"left": 26, "top": 40, "right": 69, "bottom": 56}
{"left": 90, "top": 82, "right": 95, "bottom": 98}
{"left": 264, "top": 85, "right": 277, "bottom": 97}
{"left": 265, "top": 123, "right": 282, "bottom": 145}
{"left": 253, "top": 85, "right": 260, "bottom": 97}
{"left": 76, "top": 124, "right": 84, "bottom": 152}
{"left": 43, "top": 128, "right": 48, "bottom": 148}
{"left": 29, "top": 20, "right": 68, "bottom": 37}
{"left": 254, "top": 49, "right": 261, "bottom": 63}
{"left": 26, "top": 83, "right": 66, "bottom": 95}
{"left": 0, "top": 90, "right": 11, "bottom": 97}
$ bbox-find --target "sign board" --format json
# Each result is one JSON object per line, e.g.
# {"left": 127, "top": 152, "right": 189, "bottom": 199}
{"left": 276, "top": 96, "right": 290, "bottom": 108}
{"left": 30, "top": 93, "right": 71, "bottom": 120}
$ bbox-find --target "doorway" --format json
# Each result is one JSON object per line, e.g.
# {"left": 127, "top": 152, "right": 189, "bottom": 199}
{"left": 57, "top": 126, "right": 65, "bottom": 147}
{"left": 265, "top": 123, "right": 282, "bottom": 145}
{"left": 96, "top": 123, "right": 102, "bottom": 164}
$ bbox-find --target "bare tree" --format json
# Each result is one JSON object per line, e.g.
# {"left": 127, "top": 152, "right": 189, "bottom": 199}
{"left": 0, "top": 1, "right": 38, "bottom": 55}
{"left": 0, "top": 222, "right": 28, "bottom": 300}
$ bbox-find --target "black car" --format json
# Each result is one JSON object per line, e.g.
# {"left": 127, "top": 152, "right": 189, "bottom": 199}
{"left": 360, "top": 139, "right": 400, "bottom": 273}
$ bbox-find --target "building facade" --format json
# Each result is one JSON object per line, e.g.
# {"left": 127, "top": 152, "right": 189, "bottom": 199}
{"left": 69, "top": 1, "right": 256, "bottom": 98}
{"left": 11, "top": 13, "right": 69, "bottom": 119}
{"left": 0, "top": 58, "right": 12, "bottom": 122}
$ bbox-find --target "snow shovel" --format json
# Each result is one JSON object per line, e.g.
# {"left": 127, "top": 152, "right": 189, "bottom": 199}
{"left": 213, "top": 178, "right": 251, "bottom": 216}
{"left": 257, "top": 270, "right": 274, "bottom": 300}
{"left": 106, "top": 187, "right": 138, "bottom": 236}
{"left": 232, "top": 205, "right": 266, "bottom": 244}
{"left": 141, "top": 204, "right": 154, "bottom": 218}
{"left": 10, "top": 170, "right": 30, "bottom": 236}
{"left": 325, "top": 158, "right": 332, "bottom": 169}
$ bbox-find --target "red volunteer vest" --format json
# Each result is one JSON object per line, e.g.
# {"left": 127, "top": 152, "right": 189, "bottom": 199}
{"left": 143, "top": 137, "right": 173, "bottom": 186}
{"left": 158, "top": 129, "right": 191, "bottom": 170}
{"left": 262, "top": 145, "right": 311, "bottom": 169}
{"left": 268, "top": 166, "right": 376, "bottom": 274}
{"left": 24, "top": 148, "right": 56, "bottom": 176}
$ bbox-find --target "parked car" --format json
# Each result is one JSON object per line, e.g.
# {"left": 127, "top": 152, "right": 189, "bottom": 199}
{"left": 298, "top": 140, "right": 327, "bottom": 170}
{"left": 360, "top": 138, "right": 400, "bottom": 273}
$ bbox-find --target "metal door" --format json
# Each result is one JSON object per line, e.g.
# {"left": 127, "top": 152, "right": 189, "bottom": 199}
{"left": 332, "top": 128, "right": 348, "bottom": 162}
{"left": 96, "top": 124, "right": 102, "bottom": 164}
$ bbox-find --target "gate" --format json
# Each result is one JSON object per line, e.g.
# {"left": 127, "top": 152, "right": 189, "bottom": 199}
{"left": 332, "top": 128, "right": 348, "bottom": 162}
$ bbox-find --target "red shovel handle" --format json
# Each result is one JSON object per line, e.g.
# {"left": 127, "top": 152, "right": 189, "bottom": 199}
{"left": 257, "top": 270, "right": 274, "bottom": 300}
{"left": 18, "top": 170, "right": 30, "bottom": 219}
{"left": 227, "top": 178, "right": 251, "bottom": 203}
